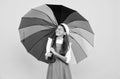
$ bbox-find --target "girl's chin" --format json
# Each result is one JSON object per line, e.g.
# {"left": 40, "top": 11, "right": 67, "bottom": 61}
{"left": 56, "top": 35, "right": 60, "bottom": 36}
{"left": 56, "top": 35, "right": 62, "bottom": 37}
{"left": 56, "top": 34, "right": 60, "bottom": 36}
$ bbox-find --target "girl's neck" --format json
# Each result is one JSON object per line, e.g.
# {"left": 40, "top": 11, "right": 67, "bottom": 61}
{"left": 56, "top": 35, "right": 63, "bottom": 44}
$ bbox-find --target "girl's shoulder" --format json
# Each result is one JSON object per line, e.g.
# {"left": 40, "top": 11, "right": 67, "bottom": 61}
{"left": 48, "top": 35, "right": 55, "bottom": 40}
{"left": 48, "top": 37, "right": 55, "bottom": 46}
{"left": 48, "top": 37, "right": 52, "bottom": 40}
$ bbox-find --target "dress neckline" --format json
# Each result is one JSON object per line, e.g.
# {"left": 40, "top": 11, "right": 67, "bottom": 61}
{"left": 56, "top": 37, "right": 63, "bottom": 44}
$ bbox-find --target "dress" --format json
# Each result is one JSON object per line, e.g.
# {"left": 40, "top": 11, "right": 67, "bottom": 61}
{"left": 46, "top": 43, "right": 72, "bottom": 79}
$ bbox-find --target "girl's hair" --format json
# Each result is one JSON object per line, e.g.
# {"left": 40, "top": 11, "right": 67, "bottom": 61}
{"left": 52, "top": 24, "right": 69, "bottom": 56}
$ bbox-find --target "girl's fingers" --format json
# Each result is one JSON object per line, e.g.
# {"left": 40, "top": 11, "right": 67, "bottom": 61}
{"left": 50, "top": 47, "right": 55, "bottom": 52}
{"left": 45, "top": 52, "right": 52, "bottom": 57}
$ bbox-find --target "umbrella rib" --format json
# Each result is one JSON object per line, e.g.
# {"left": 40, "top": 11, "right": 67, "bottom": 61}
{"left": 70, "top": 31, "right": 94, "bottom": 47}
{"left": 69, "top": 35, "right": 88, "bottom": 58}
{"left": 28, "top": 28, "right": 54, "bottom": 52}
{"left": 32, "top": 9, "right": 57, "bottom": 26}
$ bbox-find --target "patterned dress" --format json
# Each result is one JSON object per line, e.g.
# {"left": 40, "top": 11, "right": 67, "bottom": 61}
{"left": 46, "top": 43, "right": 72, "bottom": 79}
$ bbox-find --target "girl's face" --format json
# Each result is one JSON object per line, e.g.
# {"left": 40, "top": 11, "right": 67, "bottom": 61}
{"left": 55, "top": 25, "right": 66, "bottom": 36}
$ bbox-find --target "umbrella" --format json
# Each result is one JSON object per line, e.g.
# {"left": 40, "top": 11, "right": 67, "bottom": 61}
{"left": 18, "top": 4, "right": 94, "bottom": 64}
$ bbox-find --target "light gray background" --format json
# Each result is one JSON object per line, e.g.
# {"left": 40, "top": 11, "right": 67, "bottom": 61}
{"left": 0, "top": 0, "right": 119, "bottom": 79}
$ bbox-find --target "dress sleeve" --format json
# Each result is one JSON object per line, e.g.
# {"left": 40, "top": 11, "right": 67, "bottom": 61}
{"left": 65, "top": 42, "right": 72, "bottom": 63}
{"left": 45, "top": 37, "right": 52, "bottom": 56}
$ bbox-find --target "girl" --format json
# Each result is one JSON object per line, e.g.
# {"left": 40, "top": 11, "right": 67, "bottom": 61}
{"left": 45, "top": 23, "right": 72, "bottom": 79}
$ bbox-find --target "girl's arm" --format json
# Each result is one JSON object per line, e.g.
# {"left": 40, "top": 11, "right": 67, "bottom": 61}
{"left": 45, "top": 37, "right": 53, "bottom": 60}
{"left": 54, "top": 51, "right": 67, "bottom": 62}
{"left": 50, "top": 48, "right": 67, "bottom": 63}
{"left": 50, "top": 42, "right": 72, "bottom": 63}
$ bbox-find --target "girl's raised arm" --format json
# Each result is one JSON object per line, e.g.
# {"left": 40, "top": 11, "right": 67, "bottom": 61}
{"left": 45, "top": 37, "right": 53, "bottom": 60}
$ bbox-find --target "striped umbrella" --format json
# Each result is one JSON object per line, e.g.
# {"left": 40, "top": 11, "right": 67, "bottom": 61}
{"left": 18, "top": 4, "right": 94, "bottom": 64}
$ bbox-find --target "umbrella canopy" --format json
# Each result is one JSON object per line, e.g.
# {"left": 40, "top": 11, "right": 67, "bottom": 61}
{"left": 18, "top": 4, "right": 94, "bottom": 64}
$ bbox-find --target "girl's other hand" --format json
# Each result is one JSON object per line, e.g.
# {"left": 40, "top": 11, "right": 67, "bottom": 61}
{"left": 50, "top": 47, "right": 56, "bottom": 55}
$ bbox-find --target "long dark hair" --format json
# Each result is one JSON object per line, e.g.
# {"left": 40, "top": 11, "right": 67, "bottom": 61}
{"left": 52, "top": 24, "right": 69, "bottom": 56}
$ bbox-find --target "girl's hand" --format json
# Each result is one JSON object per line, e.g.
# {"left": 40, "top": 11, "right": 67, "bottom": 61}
{"left": 45, "top": 52, "right": 52, "bottom": 60}
{"left": 45, "top": 52, "right": 52, "bottom": 57}
{"left": 50, "top": 47, "right": 57, "bottom": 55}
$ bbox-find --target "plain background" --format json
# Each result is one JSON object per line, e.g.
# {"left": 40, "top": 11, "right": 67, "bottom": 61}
{"left": 0, "top": 0, "right": 119, "bottom": 79}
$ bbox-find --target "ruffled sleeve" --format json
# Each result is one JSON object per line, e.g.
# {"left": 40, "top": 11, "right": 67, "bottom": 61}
{"left": 45, "top": 37, "right": 52, "bottom": 56}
